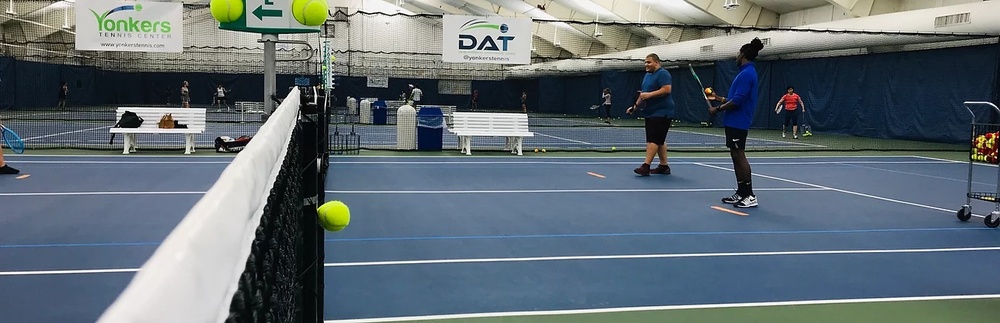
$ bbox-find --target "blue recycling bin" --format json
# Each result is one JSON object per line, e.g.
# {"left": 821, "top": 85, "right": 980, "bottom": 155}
{"left": 372, "top": 101, "right": 387, "bottom": 125}
{"left": 416, "top": 107, "right": 444, "bottom": 151}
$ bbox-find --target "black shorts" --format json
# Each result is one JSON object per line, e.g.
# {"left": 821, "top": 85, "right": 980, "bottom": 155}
{"left": 725, "top": 126, "right": 749, "bottom": 150}
{"left": 783, "top": 109, "right": 799, "bottom": 126}
{"left": 644, "top": 117, "right": 672, "bottom": 145}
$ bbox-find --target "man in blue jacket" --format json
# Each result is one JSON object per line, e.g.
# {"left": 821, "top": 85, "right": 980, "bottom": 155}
{"left": 708, "top": 38, "right": 765, "bottom": 208}
{"left": 626, "top": 53, "right": 675, "bottom": 176}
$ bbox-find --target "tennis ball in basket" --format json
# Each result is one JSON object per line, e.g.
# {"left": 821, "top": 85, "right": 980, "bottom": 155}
{"left": 210, "top": 0, "right": 243, "bottom": 23}
{"left": 317, "top": 200, "right": 350, "bottom": 232}
{"left": 292, "top": 0, "right": 328, "bottom": 26}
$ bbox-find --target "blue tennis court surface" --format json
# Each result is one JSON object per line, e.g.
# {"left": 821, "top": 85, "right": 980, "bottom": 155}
{"left": 2, "top": 154, "right": 999, "bottom": 322}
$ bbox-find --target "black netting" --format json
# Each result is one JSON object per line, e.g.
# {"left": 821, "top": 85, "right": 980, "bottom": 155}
{"left": 226, "top": 126, "right": 304, "bottom": 323}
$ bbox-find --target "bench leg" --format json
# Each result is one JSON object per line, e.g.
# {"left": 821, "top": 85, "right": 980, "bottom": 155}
{"left": 515, "top": 137, "right": 524, "bottom": 156}
{"left": 122, "top": 134, "right": 135, "bottom": 154}
{"left": 184, "top": 134, "right": 194, "bottom": 155}
{"left": 463, "top": 136, "right": 472, "bottom": 155}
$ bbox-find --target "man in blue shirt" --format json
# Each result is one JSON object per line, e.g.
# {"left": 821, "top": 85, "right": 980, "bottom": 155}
{"left": 626, "top": 53, "right": 675, "bottom": 176}
{"left": 708, "top": 38, "right": 764, "bottom": 208}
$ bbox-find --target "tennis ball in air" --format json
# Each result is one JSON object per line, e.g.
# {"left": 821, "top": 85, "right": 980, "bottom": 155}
{"left": 210, "top": 0, "right": 243, "bottom": 23}
{"left": 705, "top": 87, "right": 714, "bottom": 95}
{"left": 317, "top": 200, "right": 350, "bottom": 232}
{"left": 292, "top": 0, "right": 328, "bottom": 26}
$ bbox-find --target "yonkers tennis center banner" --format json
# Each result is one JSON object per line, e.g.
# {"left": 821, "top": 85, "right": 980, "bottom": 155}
{"left": 75, "top": 0, "right": 184, "bottom": 53}
{"left": 442, "top": 15, "right": 532, "bottom": 65}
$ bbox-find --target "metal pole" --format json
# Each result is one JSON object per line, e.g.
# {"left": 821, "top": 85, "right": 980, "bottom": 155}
{"left": 298, "top": 95, "right": 321, "bottom": 323}
{"left": 263, "top": 33, "right": 278, "bottom": 116}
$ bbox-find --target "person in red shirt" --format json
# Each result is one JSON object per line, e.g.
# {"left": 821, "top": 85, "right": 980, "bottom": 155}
{"left": 775, "top": 86, "right": 805, "bottom": 139}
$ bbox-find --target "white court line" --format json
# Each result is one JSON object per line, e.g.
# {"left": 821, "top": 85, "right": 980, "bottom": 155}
{"left": 0, "top": 268, "right": 139, "bottom": 276}
{"left": 5, "top": 246, "right": 999, "bottom": 277}
{"left": 6, "top": 154, "right": 235, "bottom": 158}
{"left": 325, "top": 188, "right": 824, "bottom": 194}
{"left": 326, "top": 155, "right": 926, "bottom": 159}
{"left": 843, "top": 162, "right": 997, "bottom": 186}
{"left": 670, "top": 129, "right": 828, "bottom": 148}
{"left": 913, "top": 155, "right": 999, "bottom": 168}
{"left": 694, "top": 163, "right": 985, "bottom": 218}
{"left": 323, "top": 246, "right": 1000, "bottom": 267}
{"left": 532, "top": 132, "right": 592, "bottom": 145}
{"left": 8, "top": 160, "right": 232, "bottom": 164}
{"left": 0, "top": 191, "right": 206, "bottom": 197}
{"left": 22, "top": 125, "right": 112, "bottom": 141}
{"left": 327, "top": 160, "right": 953, "bottom": 165}
{"left": 324, "top": 294, "right": 1000, "bottom": 323}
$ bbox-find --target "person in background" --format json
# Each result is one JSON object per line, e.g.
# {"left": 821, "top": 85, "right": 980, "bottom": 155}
{"left": 181, "top": 81, "right": 190, "bottom": 108}
{"left": 775, "top": 86, "right": 806, "bottom": 139}
{"left": 58, "top": 82, "right": 68, "bottom": 110}
{"left": 215, "top": 85, "right": 230, "bottom": 109}
{"left": 411, "top": 84, "right": 423, "bottom": 106}
{"left": 521, "top": 91, "right": 527, "bottom": 113}
{"left": 601, "top": 88, "right": 612, "bottom": 124}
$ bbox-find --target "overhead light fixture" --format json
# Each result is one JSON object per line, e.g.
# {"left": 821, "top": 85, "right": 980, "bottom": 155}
{"left": 593, "top": 14, "right": 602, "bottom": 37}
{"left": 723, "top": 0, "right": 739, "bottom": 10}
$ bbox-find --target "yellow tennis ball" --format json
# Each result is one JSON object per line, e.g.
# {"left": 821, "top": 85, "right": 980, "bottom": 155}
{"left": 542, "top": 149, "right": 547, "bottom": 153}
{"left": 210, "top": 0, "right": 243, "bottom": 23}
{"left": 534, "top": 148, "right": 539, "bottom": 153}
{"left": 292, "top": 0, "right": 328, "bottom": 26}
{"left": 611, "top": 146, "right": 616, "bottom": 151}
{"left": 317, "top": 200, "right": 350, "bottom": 232}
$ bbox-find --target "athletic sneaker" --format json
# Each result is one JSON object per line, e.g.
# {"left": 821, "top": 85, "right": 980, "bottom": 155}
{"left": 735, "top": 195, "right": 758, "bottom": 208}
{"left": 0, "top": 164, "right": 20, "bottom": 175}
{"left": 722, "top": 192, "right": 742, "bottom": 204}
{"left": 650, "top": 164, "right": 670, "bottom": 175}
{"left": 633, "top": 163, "right": 650, "bottom": 176}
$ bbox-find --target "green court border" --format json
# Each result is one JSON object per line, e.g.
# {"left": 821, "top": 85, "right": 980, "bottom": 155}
{"left": 333, "top": 296, "right": 1000, "bottom": 323}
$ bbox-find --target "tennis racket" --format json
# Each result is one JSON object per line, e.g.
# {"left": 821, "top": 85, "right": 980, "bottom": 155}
{"left": 1, "top": 124, "right": 25, "bottom": 154}
{"left": 589, "top": 104, "right": 600, "bottom": 110}
{"left": 688, "top": 64, "right": 713, "bottom": 110}
{"left": 627, "top": 90, "right": 645, "bottom": 115}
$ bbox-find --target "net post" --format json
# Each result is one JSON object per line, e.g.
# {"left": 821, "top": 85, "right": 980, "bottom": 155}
{"left": 297, "top": 86, "right": 323, "bottom": 323}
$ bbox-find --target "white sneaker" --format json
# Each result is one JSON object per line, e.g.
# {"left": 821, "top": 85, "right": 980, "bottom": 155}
{"left": 735, "top": 195, "right": 758, "bottom": 208}
{"left": 782, "top": 132, "right": 786, "bottom": 138}
{"left": 722, "top": 192, "right": 742, "bottom": 204}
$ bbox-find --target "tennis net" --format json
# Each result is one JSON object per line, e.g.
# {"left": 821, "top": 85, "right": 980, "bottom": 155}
{"left": 97, "top": 87, "right": 326, "bottom": 323}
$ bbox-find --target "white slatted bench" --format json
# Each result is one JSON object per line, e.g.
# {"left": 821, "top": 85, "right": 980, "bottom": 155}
{"left": 449, "top": 112, "right": 533, "bottom": 155}
{"left": 110, "top": 107, "right": 207, "bottom": 155}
